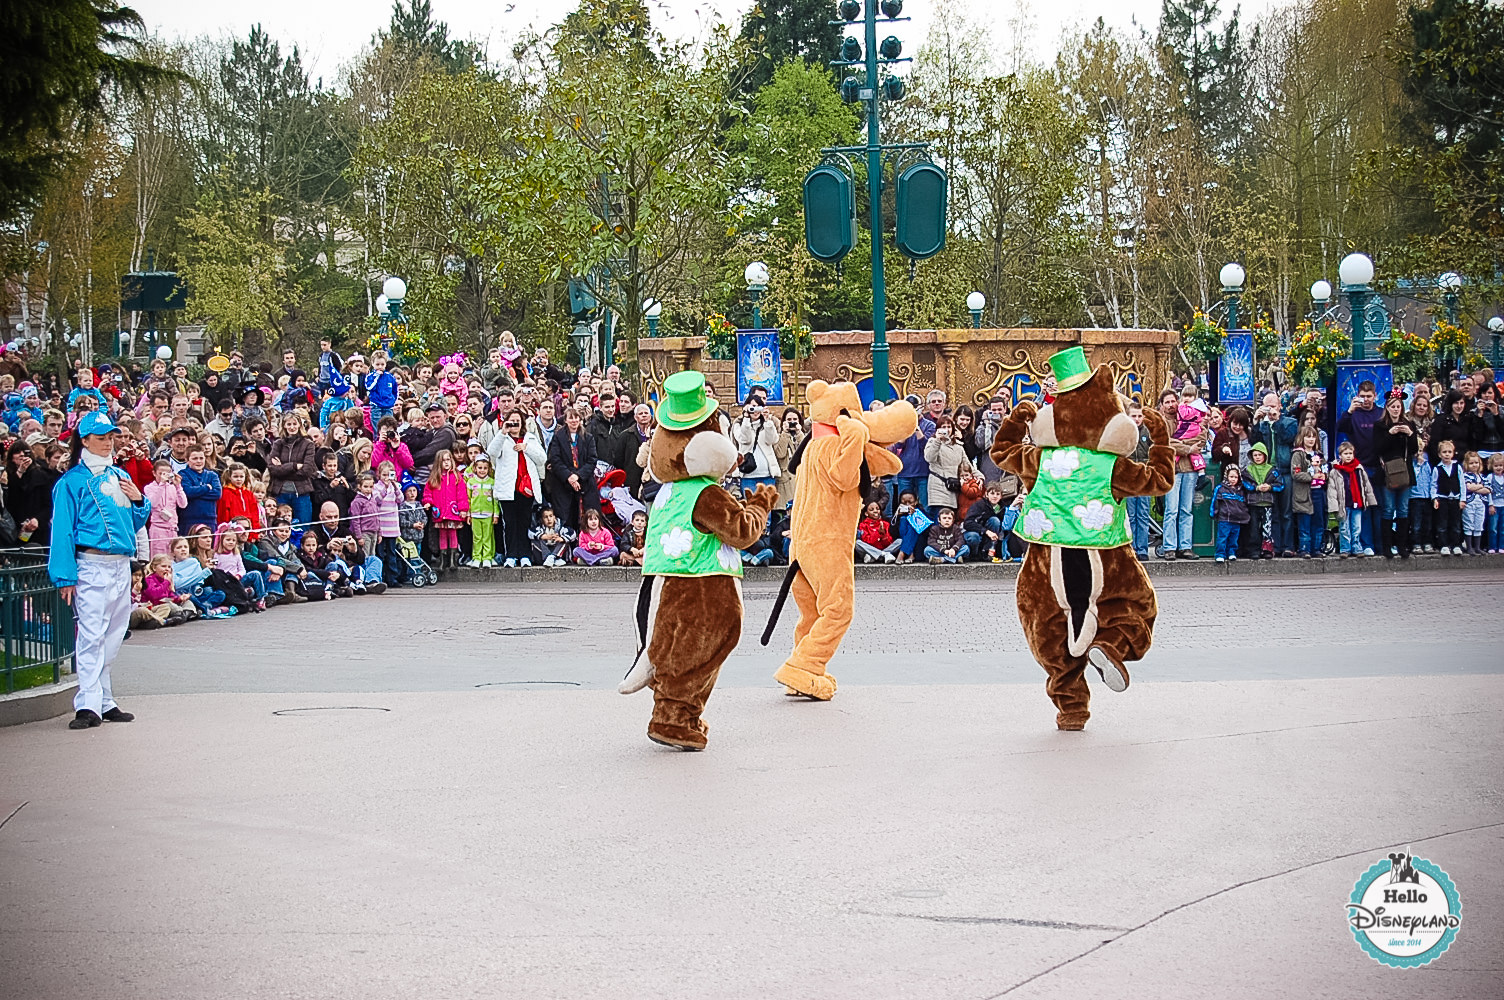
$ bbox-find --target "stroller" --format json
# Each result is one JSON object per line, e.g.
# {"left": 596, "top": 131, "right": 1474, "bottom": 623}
{"left": 398, "top": 537, "right": 439, "bottom": 587}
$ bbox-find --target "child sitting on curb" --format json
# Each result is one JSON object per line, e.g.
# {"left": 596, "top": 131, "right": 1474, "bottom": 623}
{"left": 856, "top": 500, "right": 900, "bottom": 563}
{"left": 531, "top": 507, "right": 573, "bottom": 567}
{"left": 922, "top": 507, "right": 968, "bottom": 564}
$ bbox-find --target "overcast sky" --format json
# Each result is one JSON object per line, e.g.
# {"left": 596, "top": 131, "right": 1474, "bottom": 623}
{"left": 130, "top": 0, "right": 1282, "bottom": 82}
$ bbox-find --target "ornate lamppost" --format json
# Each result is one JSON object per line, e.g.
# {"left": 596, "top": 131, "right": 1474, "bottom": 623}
{"left": 745, "top": 261, "right": 769, "bottom": 329}
{"left": 1219, "top": 262, "right": 1246, "bottom": 330}
{"left": 1339, "top": 253, "right": 1382, "bottom": 361}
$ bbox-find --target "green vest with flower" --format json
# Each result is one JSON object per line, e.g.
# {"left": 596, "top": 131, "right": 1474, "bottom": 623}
{"left": 642, "top": 476, "right": 744, "bottom": 578}
{"left": 1016, "top": 446, "right": 1130, "bottom": 549}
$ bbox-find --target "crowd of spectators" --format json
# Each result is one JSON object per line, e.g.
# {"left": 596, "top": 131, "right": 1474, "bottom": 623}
{"left": 2, "top": 339, "right": 1502, "bottom": 630}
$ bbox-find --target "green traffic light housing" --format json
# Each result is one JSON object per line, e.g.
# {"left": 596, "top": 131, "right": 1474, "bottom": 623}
{"left": 838, "top": 0, "right": 862, "bottom": 20}
{"left": 883, "top": 75, "right": 906, "bottom": 101}
{"left": 841, "top": 36, "right": 862, "bottom": 61}
{"left": 880, "top": 0, "right": 904, "bottom": 16}
{"left": 880, "top": 35, "right": 902, "bottom": 59}
{"left": 803, "top": 164, "right": 856, "bottom": 265}
{"left": 840, "top": 76, "right": 861, "bottom": 102}
{"left": 895, "top": 161, "right": 948, "bottom": 261}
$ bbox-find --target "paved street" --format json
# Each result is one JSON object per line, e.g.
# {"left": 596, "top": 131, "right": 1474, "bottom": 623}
{"left": 2, "top": 572, "right": 1502, "bottom": 999}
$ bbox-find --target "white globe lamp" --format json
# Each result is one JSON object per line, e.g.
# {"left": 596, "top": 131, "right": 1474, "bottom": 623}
{"left": 1338, "top": 253, "right": 1374, "bottom": 288}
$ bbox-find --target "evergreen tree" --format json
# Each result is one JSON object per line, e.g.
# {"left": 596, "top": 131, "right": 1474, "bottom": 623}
{"left": 0, "top": 0, "right": 176, "bottom": 221}
{"left": 1157, "top": 0, "right": 1252, "bottom": 156}
{"left": 380, "top": 0, "right": 482, "bottom": 74}
{"left": 738, "top": 0, "right": 842, "bottom": 94}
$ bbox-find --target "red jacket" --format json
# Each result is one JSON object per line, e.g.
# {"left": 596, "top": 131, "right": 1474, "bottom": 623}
{"left": 857, "top": 516, "right": 893, "bottom": 547}
{"left": 118, "top": 454, "right": 155, "bottom": 490}
{"left": 218, "top": 484, "right": 263, "bottom": 539}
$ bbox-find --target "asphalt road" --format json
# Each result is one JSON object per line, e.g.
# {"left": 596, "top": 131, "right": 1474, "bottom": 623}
{"left": 112, "top": 570, "right": 1504, "bottom": 694}
{"left": 2, "top": 572, "right": 1500, "bottom": 999}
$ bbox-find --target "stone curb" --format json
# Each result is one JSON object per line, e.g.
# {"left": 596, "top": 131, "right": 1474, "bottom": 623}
{"left": 447, "top": 552, "right": 1504, "bottom": 585}
{"left": 0, "top": 677, "right": 78, "bottom": 728}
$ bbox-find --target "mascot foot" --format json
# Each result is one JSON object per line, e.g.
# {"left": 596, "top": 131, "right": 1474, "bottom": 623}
{"left": 1056, "top": 713, "right": 1089, "bottom": 731}
{"left": 773, "top": 664, "right": 837, "bottom": 701}
{"left": 618, "top": 656, "right": 655, "bottom": 695}
{"left": 647, "top": 721, "right": 708, "bottom": 751}
{"left": 1087, "top": 647, "right": 1130, "bottom": 692}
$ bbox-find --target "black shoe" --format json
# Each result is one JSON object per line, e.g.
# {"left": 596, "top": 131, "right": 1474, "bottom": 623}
{"left": 366, "top": 581, "right": 387, "bottom": 595}
{"left": 101, "top": 706, "right": 134, "bottom": 723}
{"left": 1179, "top": 550, "right": 1199, "bottom": 560}
{"left": 69, "top": 709, "right": 102, "bottom": 730}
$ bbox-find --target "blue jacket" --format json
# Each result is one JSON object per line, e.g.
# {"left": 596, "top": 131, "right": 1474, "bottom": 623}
{"left": 891, "top": 416, "right": 937, "bottom": 479}
{"left": 1408, "top": 457, "right": 1434, "bottom": 502}
{"left": 1253, "top": 414, "right": 1298, "bottom": 470}
{"left": 319, "top": 395, "right": 356, "bottom": 428}
{"left": 47, "top": 463, "right": 151, "bottom": 587}
{"left": 178, "top": 466, "right": 222, "bottom": 533}
{"left": 65, "top": 387, "right": 109, "bottom": 412}
{"left": 365, "top": 371, "right": 398, "bottom": 408}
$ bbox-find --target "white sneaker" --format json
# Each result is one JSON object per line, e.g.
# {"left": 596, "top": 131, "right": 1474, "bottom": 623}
{"left": 884, "top": 552, "right": 897, "bottom": 563}
{"left": 520, "top": 558, "right": 532, "bottom": 567}
{"left": 862, "top": 554, "right": 873, "bottom": 563}
{"left": 1215, "top": 556, "right": 1225, "bottom": 563}
{"left": 1362, "top": 547, "right": 1375, "bottom": 557}
{"left": 503, "top": 558, "right": 517, "bottom": 568}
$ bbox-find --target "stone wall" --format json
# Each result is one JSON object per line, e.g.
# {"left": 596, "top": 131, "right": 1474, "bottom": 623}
{"left": 637, "top": 327, "right": 1179, "bottom": 408}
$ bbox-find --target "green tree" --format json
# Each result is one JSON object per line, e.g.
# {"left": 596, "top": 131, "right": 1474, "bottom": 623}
{"left": 177, "top": 184, "right": 299, "bottom": 349}
{"left": 0, "top": 0, "right": 176, "bottom": 222}
{"left": 1157, "top": 0, "right": 1253, "bottom": 157}
{"left": 517, "top": 0, "right": 750, "bottom": 368}
{"left": 737, "top": 0, "right": 843, "bottom": 94}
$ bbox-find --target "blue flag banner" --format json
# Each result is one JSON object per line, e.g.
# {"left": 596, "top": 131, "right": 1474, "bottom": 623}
{"left": 1335, "top": 361, "right": 1393, "bottom": 447}
{"left": 736, "top": 329, "right": 784, "bottom": 404}
{"left": 1214, "top": 330, "right": 1257, "bottom": 406}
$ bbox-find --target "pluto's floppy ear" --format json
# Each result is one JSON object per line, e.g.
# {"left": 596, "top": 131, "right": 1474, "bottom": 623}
{"left": 806, "top": 380, "right": 830, "bottom": 405}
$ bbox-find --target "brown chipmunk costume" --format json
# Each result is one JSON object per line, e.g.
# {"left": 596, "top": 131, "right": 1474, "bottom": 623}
{"left": 764, "top": 380, "right": 917, "bottom": 700}
{"left": 618, "top": 371, "right": 778, "bottom": 750}
{"left": 990, "top": 347, "right": 1176, "bottom": 730}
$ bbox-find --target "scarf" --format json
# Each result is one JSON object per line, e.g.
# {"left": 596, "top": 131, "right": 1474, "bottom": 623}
{"left": 1333, "top": 456, "right": 1366, "bottom": 510}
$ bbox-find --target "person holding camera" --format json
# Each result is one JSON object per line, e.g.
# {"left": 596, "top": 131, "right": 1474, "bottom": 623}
{"left": 924, "top": 415, "right": 975, "bottom": 514}
{"left": 733, "top": 390, "right": 781, "bottom": 493}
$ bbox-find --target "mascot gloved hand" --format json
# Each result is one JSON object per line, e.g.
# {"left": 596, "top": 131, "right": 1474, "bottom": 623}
{"left": 618, "top": 371, "right": 779, "bottom": 751}
{"left": 763, "top": 380, "right": 917, "bottom": 701}
{"left": 991, "top": 347, "right": 1176, "bottom": 730}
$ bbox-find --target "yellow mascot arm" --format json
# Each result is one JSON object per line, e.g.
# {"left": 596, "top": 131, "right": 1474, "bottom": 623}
{"left": 1111, "top": 404, "right": 1177, "bottom": 501}
{"left": 809, "top": 415, "right": 871, "bottom": 493}
{"left": 693, "top": 483, "right": 781, "bottom": 550}
{"left": 990, "top": 400, "right": 1040, "bottom": 489}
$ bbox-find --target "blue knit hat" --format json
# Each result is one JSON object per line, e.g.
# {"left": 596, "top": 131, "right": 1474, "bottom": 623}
{"left": 329, "top": 366, "right": 351, "bottom": 397}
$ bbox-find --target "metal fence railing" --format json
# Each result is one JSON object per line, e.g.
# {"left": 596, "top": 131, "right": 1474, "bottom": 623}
{"left": 0, "top": 548, "right": 75, "bottom": 694}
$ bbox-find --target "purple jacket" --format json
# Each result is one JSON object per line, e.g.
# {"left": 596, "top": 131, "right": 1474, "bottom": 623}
{"left": 348, "top": 492, "right": 381, "bottom": 537}
{"left": 1337, "top": 406, "right": 1384, "bottom": 468}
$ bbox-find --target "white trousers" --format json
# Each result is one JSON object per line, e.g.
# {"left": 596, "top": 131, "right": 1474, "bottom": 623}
{"left": 72, "top": 555, "right": 133, "bottom": 716}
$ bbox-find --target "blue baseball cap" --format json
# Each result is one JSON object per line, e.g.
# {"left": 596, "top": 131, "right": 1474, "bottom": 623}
{"left": 76, "top": 411, "right": 119, "bottom": 438}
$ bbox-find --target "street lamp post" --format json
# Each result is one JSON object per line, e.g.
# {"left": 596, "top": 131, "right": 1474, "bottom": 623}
{"left": 1489, "top": 316, "right": 1503, "bottom": 370}
{"left": 1219, "top": 262, "right": 1246, "bottom": 330}
{"left": 1339, "top": 253, "right": 1378, "bottom": 361}
{"left": 380, "top": 276, "right": 406, "bottom": 354}
{"left": 745, "top": 261, "right": 769, "bottom": 330}
{"left": 1309, "top": 279, "right": 1332, "bottom": 324}
{"left": 1437, "top": 271, "right": 1463, "bottom": 373}
{"left": 966, "top": 291, "right": 985, "bottom": 329}
{"left": 644, "top": 299, "right": 662, "bottom": 338}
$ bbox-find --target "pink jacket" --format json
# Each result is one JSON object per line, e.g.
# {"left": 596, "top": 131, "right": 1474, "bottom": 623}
{"left": 372, "top": 439, "right": 413, "bottom": 479}
{"left": 144, "top": 479, "right": 187, "bottom": 530}
{"left": 142, "top": 572, "right": 178, "bottom": 604}
{"left": 427, "top": 471, "right": 470, "bottom": 522}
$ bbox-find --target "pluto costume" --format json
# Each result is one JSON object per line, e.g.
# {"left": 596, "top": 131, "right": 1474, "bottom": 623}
{"left": 618, "top": 372, "right": 778, "bottom": 750}
{"left": 990, "top": 348, "right": 1176, "bottom": 730}
{"left": 767, "top": 380, "right": 917, "bottom": 700}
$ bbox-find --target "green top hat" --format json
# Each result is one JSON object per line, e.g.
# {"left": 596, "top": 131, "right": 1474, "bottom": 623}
{"left": 1047, "top": 346, "right": 1093, "bottom": 392}
{"left": 657, "top": 370, "right": 719, "bottom": 430}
